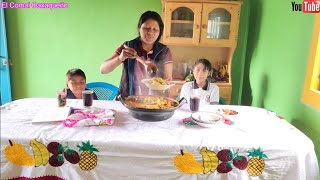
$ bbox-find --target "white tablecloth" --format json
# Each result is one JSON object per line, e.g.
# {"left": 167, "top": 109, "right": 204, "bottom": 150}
{"left": 1, "top": 98, "right": 319, "bottom": 180}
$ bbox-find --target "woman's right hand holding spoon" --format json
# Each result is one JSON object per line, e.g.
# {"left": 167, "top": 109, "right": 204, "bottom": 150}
{"left": 121, "top": 45, "right": 157, "bottom": 77}
{"left": 119, "top": 45, "right": 138, "bottom": 61}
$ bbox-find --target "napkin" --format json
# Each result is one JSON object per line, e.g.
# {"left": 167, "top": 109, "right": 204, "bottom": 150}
{"left": 63, "top": 107, "right": 115, "bottom": 127}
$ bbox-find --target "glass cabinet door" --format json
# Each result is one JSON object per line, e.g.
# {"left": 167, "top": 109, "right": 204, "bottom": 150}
{"left": 163, "top": 3, "right": 202, "bottom": 45}
{"left": 207, "top": 8, "right": 231, "bottom": 39}
{"left": 201, "top": 4, "right": 240, "bottom": 47}
{"left": 170, "top": 7, "right": 194, "bottom": 38}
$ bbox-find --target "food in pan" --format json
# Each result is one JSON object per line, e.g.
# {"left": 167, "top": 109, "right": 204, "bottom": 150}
{"left": 124, "top": 96, "right": 177, "bottom": 109}
{"left": 149, "top": 77, "right": 169, "bottom": 85}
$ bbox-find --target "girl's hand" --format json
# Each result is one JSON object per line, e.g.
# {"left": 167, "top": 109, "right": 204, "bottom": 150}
{"left": 119, "top": 44, "right": 137, "bottom": 61}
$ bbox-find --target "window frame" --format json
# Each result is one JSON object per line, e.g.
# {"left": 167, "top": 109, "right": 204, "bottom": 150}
{"left": 302, "top": 13, "right": 320, "bottom": 109}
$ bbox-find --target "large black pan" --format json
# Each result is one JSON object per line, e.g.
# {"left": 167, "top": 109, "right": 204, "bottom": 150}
{"left": 118, "top": 95, "right": 186, "bottom": 122}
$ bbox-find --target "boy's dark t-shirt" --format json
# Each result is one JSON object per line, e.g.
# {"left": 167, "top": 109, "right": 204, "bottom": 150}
{"left": 66, "top": 88, "right": 98, "bottom": 100}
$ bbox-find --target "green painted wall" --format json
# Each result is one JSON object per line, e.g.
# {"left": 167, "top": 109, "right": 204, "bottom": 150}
{"left": 5, "top": 0, "right": 162, "bottom": 99}
{"left": 5, "top": 0, "right": 319, "bottom": 167}
{"left": 242, "top": 0, "right": 320, "bottom": 165}
{"left": 5, "top": 0, "right": 248, "bottom": 104}
{"left": 231, "top": 0, "right": 249, "bottom": 104}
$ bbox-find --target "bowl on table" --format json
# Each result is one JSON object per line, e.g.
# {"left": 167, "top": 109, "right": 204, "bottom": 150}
{"left": 191, "top": 111, "right": 225, "bottom": 127}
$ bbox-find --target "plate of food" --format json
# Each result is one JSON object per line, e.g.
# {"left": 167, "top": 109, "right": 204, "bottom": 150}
{"left": 219, "top": 109, "right": 239, "bottom": 115}
{"left": 191, "top": 112, "right": 224, "bottom": 127}
{"left": 141, "top": 77, "right": 174, "bottom": 91}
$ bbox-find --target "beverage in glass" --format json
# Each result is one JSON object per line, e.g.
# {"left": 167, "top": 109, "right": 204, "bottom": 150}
{"left": 189, "top": 97, "right": 200, "bottom": 111}
{"left": 82, "top": 90, "right": 93, "bottom": 107}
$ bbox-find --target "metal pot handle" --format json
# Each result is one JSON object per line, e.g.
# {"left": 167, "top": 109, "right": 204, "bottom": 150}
{"left": 117, "top": 94, "right": 125, "bottom": 104}
{"left": 177, "top": 97, "right": 187, "bottom": 108}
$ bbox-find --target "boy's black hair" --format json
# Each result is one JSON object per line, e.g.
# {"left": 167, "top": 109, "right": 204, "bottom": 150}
{"left": 192, "top": 59, "right": 212, "bottom": 71}
{"left": 66, "top": 68, "right": 86, "bottom": 81}
{"left": 137, "top": 11, "right": 164, "bottom": 42}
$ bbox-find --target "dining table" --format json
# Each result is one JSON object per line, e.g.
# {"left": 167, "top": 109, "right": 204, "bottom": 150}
{"left": 1, "top": 98, "right": 319, "bottom": 180}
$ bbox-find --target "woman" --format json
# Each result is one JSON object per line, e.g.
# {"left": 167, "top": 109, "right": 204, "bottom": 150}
{"left": 100, "top": 11, "right": 173, "bottom": 97}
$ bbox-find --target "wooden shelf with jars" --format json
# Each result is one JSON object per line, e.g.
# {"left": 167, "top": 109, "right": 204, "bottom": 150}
{"left": 161, "top": 0, "right": 242, "bottom": 104}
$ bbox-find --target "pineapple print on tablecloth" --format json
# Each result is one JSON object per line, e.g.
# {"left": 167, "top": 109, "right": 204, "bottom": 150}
{"left": 247, "top": 148, "right": 268, "bottom": 176}
{"left": 77, "top": 141, "right": 99, "bottom": 171}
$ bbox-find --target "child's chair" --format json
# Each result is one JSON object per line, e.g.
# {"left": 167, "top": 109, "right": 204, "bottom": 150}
{"left": 86, "top": 82, "right": 118, "bottom": 100}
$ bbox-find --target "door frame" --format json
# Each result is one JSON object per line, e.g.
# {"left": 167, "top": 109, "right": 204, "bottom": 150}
{"left": 0, "top": 3, "right": 12, "bottom": 105}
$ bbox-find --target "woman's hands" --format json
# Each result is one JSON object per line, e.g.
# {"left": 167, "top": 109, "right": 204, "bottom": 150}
{"left": 100, "top": 44, "right": 139, "bottom": 74}
{"left": 119, "top": 45, "right": 138, "bottom": 62}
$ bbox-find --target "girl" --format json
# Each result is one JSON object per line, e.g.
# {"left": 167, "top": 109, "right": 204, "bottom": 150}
{"left": 180, "top": 59, "right": 219, "bottom": 106}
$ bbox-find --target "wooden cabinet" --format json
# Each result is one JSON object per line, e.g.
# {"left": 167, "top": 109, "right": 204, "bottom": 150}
{"left": 162, "top": 0, "right": 242, "bottom": 104}
{"left": 162, "top": 0, "right": 241, "bottom": 47}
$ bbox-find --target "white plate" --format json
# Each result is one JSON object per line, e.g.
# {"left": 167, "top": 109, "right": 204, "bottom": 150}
{"left": 141, "top": 79, "right": 174, "bottom": 91}
{"left": 191, "top": 112, "right": 224, "bottom": 124}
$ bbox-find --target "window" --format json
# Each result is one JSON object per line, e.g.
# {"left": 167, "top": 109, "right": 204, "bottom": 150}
{"left": 303, "top": 13, "right": 320, "bottom": 109}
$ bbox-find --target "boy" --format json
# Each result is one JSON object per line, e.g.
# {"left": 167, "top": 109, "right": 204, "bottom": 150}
{"left": 180, "top": 59, "right": 219, "bottom": 105}
{"left": 59, "top": 68, "right": 98, "bottom": 100}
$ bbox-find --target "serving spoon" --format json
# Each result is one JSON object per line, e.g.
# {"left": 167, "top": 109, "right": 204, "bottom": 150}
{"left": 134, "top": 56, "right": 158, "bottom": 77}
{"left": 123, "top": 44, "right": 158, "bottom": 77}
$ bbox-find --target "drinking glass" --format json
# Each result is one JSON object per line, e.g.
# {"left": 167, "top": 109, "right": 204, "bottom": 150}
{"left": 82, "top": 90, "right": 93, "bottom": 108}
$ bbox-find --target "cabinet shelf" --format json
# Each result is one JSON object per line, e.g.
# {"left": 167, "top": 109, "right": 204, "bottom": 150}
{"left": 171, "top": 20, "right": 194, "bottom": 24}
{"left": 213, "top": 22, "right": 230, "bottom": 25}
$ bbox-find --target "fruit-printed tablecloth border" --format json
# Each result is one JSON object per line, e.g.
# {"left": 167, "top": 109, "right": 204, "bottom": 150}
{"left": 4, "top": 139, "right": 98, "bottom": 171}
{"left": 174, "top": 147, "right": 268, "bottom": 176}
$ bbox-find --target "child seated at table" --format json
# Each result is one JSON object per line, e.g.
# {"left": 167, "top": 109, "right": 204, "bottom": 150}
{"left": 58, "top": 68, "right": 98, "bottom": 100}
{"left": 180, "top": 59, "right": 219, "bottom": 105}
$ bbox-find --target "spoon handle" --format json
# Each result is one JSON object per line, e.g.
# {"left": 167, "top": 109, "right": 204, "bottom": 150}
{"left": 134, "top": 56, "right": 157, "bottom": 77}
{"left": 134, "top": 56, "right": 148, "bottom": 67}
